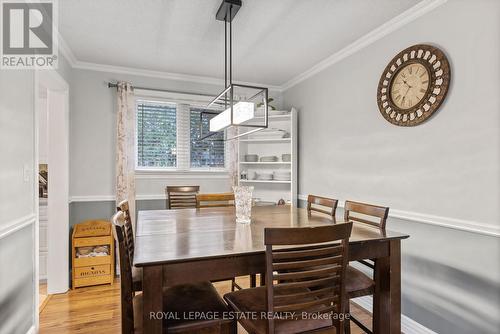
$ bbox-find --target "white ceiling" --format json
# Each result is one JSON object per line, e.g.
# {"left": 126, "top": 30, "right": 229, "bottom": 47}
{"left": 60, "top": 0, "right": 419, "bottom": 86}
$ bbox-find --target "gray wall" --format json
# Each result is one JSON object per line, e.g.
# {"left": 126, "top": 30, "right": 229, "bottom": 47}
{"left": 288, "top": 1, "right": 500, "bottom": 333}
{"left": 69, "top": 68, "right": 282, "bottom": 199}
{"left": 0, "top": 226, "right": 35, "bottom": 334}
{"left": 0, "top": 70, "right": 36, "bottom": 333}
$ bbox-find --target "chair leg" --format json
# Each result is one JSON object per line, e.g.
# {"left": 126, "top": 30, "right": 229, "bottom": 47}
{"left": 345, "top": 302, "right": 351, "bottom": 334}
{"left": 250, "top": 274, "right": 257, "bottom": 288}
{"left": 230, "top": 319, "right": 238, "bottom": 334}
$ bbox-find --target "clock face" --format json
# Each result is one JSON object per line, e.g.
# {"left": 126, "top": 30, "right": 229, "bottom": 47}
{"left": 377, "top": 44, "right": 451, "bottom": 126}
{"left": 390, "top": 63, "right": 429, "bottom": 110}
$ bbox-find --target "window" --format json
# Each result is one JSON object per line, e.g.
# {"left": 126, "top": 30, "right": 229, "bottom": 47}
{"left": 190, "top": 108, "right": 225, "bottom": 168}
{"left": 136, "top": 101, "right": 177, "bottom": 168}
{"left": 136, "top": 99, "right": 225, "bottom": 171}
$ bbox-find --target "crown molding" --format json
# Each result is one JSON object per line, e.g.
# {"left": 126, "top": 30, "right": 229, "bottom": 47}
{"left": 72, "top": 60, "right": 283, "bottom": 91}
{"left": 57, "top": 33, "right": 282, "bottom": 91}
{"left": 297, "top": 195, "right": 499, "bottom": 238}
{"left": 281, "top": 0, "right": 448, "bottom": 91}
{"left": 56, "top": 0, "right": 446, "bottom": 93}
{"left": 58, "top": 34, "right": 78, "bottom": 66}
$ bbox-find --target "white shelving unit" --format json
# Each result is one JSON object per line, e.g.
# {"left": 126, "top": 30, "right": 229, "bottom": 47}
{"left": 237, "top": 108, "right": 298, "bottom": 206}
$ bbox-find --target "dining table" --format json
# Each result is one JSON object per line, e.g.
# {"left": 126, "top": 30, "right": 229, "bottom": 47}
{"left": 134, "top": 205, "right": 409, "bottom": 334}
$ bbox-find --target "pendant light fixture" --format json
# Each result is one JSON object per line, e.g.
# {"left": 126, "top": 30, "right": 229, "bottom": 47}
{"left": 200, "top": 0, "right": 268, "bottom": 141}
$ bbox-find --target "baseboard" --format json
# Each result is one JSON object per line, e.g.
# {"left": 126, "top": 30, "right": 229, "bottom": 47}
{"left": 352, "top": 296, "right": 437, "bottom": 334}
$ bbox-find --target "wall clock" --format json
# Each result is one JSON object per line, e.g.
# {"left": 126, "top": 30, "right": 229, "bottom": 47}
{"left": 377, "top": 44, "right": 450, "bottom": 126}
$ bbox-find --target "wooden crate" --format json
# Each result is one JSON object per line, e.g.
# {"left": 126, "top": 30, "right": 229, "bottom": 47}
{"left": 72, "top": 220, "right": 114, "bottom": 288}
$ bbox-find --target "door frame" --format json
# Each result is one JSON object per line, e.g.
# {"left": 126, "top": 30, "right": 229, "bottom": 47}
{"left": 34, "top": 69, "right": 69, "bottom": 327}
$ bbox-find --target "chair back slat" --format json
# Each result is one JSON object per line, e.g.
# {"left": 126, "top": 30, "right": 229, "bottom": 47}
{"left": 307, "top": 195, "right": 338, "bottom": 218}
{"left": 111, "top": 211, "right": 134, "bottom": 334}
{"left": 196, "top": 193, "right": 235, "bottom": 208}
{"left": 166, "top": 185, "right": 199, "bottom": 209}
{"left": 117, "top": 199, "right": 135, "bottom": 261}
{"left": 344, "top": 200, "right": 389, "bottom": 231}
{"left": 264, "top": 223, "right": 352, "bottom": 333}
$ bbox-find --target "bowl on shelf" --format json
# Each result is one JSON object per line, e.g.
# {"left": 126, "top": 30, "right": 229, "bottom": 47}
{"left": 260, "top": 156, "right": 278, "bottom": 162}
{"left": 282, "top": 154, "right": 291, "bottom": 162}
{"left": 244, "top": 154, "right": 259, "bottom": 162}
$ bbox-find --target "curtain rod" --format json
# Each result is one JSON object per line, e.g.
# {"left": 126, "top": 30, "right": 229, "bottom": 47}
{"left": 107, "top": 82, "right": 216, "bottom": 98}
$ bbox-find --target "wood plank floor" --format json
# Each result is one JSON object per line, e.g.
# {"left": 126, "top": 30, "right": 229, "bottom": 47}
{"left": 40, "top": 277, "right": 373, "bottom": 333}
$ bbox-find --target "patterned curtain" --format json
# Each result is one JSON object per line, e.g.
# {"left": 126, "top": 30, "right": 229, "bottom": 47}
{"left": 116, "top": 82, "right": 136, "bottom": 228}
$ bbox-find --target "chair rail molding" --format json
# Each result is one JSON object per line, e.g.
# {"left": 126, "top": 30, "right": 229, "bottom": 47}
{"left": 0, "top": 214, "right": 36, "bottom": 240}
{"left": 298, "top": 195, "right": 499, "bottom": 238}
{"left": 69, "top": 194, "right": 167, "bottom": 202}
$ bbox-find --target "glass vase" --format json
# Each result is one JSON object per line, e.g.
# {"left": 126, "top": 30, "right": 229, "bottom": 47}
{"left": 233, "top": 186, "right": 254, "bottom": 224}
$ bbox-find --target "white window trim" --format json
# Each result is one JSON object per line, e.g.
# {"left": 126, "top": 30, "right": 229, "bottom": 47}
{"left": 134, "top": 95, "right": 227, "bottom": 174}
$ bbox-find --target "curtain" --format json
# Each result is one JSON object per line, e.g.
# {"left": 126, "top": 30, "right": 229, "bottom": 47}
{"left": 116, "top": 82, "right": 136, "bottom": 228}
{"left": 227, "top": 127, "right": 239, "bottom": 188}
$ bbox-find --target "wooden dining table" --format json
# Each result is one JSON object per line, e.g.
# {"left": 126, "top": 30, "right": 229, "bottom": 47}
{"left": 134, "top": 205, "right": 409, "bottom": 334}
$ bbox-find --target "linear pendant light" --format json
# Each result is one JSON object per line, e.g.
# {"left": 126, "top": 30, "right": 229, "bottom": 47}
{"left": 200, "top": 0, "right": 268, "bottom": 141}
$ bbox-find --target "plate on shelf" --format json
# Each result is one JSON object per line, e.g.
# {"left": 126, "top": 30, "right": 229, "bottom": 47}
{"left": 254, "top": 172, "right": 273, "bottom": 180}
{"left": 250, "top": 128, "right": 289, "bottom": 139}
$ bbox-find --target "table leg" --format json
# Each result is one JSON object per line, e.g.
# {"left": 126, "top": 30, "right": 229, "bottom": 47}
{"left": 373, "top": 240, "right": 401, "bottom": 334}
{"left": 143, "top": 266, "right": 163, "bottom": 334}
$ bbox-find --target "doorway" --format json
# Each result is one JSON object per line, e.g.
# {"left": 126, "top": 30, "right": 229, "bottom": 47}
{"left": 35, "top": 70, "right": 69, "bottom": 324}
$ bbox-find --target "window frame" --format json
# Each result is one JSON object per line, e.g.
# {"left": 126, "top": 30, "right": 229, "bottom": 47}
{"left": 134, "top": 96, "right": 227, "bottom": 174}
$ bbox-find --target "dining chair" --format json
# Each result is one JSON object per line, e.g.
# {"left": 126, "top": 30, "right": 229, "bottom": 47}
{"left": 307, "top": 194, "right": 338, "bottom": 218}
{"left": 116, "top": 199, "right": 142, "bottom": 292}
{"left": 165, "top": 185, "right": 200, "bottom": 209}
{"left": 343, "top": 200, "right": 389, "bottom": 334}
{"left": 112, "top": 211, "right": 236, "bottom": 334}
{"left": 224, "top": 223, "right": 353, "bottom": 334}
{"left": 196, "top": 192, "right": 248, "bottom": 292}
{"left": 196, "top": 193, "right": 235, "bottom": 208}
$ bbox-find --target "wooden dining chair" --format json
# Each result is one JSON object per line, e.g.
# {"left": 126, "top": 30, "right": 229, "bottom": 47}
{"left": 112, "top": 211, "right": 236, "bottom": 334}
{"left": 196, "top": 193, "right": 235, "bottom": 208}
{"left": 343, "top": 200, "right": 389, "bottom": 334}
{"left": 224, "top": 223, "right": 353, "bottom": 334}
{"left": 116, "top": 199, "right": 142, "bottom": 292}
{"left": 307, "top": 194, "right": 338, "bottom": 218}
{"left": 196, "top": 192, "right": 247, "bottom": 291}
{"left": 165, "top": 185, "right": 199, "bottom": 209}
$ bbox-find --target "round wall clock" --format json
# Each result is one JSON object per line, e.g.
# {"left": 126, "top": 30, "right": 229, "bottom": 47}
{"left": 377, "top": 44, "right": 451, "bottom": 126}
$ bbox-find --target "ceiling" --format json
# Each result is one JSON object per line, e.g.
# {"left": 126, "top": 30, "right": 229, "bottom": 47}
{"left": 59, "top": 0, "right": 419, "bottom": 86}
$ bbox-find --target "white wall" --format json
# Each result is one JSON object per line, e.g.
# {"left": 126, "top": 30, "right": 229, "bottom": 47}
{"left": 284, "top": 0, "right": 500, "bottom": 333}
{"left": 0, "top": 70, "right": 36, "bottom": 333}
{"left": 38, "top": 96, "right": 48, "bottom": 164}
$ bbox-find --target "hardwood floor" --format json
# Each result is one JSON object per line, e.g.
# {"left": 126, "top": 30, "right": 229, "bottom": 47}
{"left": 40, "top": 276, "right": 373, "bottom": 333}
